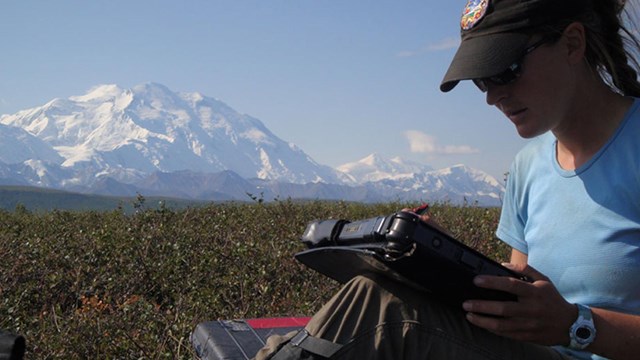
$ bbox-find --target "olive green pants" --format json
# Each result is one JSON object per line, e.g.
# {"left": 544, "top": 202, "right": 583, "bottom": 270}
{"left": 254, "top": 274, "right": 569, "bottom": 360}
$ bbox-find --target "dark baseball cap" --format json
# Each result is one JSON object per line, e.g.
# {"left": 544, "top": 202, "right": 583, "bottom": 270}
{"left": 440, "top": 0, "right": 590, "bottom": 92}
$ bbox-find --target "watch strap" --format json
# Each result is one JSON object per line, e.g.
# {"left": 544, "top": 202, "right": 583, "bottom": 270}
{"left": 568, "top": 303, "right": 596, "bottom": 350}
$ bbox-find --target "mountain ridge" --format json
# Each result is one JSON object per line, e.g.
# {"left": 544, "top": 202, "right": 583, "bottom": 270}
{"left": 0, "top": 83, "right": 505, "bottom": 206}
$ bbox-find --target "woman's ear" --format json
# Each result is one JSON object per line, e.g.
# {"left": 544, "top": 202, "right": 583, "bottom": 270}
{"left": 562, "top": 22, "right": 587, "bottom": 65}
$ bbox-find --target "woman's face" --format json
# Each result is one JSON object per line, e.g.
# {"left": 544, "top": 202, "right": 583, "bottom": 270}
{"left": 483, "top": 38, "right": 575, "bottom": 139}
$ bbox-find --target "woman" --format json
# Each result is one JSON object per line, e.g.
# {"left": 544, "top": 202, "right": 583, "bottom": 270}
{"left": 256, "top": 0, "right": 640, "bottom": 358}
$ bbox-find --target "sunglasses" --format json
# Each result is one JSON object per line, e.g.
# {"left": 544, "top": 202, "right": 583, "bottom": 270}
{"left": 473, "top": 37, "right": 553, "bottom": 92}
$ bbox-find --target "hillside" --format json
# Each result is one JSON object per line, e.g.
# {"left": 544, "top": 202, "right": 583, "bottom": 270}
{"left": 0, "top": 186, "right": 205, "bottom": 213}
{"left": 0, "top": 201, "right": 508, "bottom": 358}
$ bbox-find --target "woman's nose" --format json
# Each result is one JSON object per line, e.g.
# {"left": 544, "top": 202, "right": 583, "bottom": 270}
{"left": 485, "top": 82, "right": 508, "bottom": 106}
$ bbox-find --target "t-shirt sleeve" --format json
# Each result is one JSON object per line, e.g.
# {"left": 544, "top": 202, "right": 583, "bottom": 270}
{"left": 496, "top": 161, "right": 529, "bottom": 254}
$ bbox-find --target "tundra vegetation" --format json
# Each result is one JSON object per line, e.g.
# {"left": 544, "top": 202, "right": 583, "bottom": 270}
{"left": 0, "top": 198, "right": 508, "bottom": 358}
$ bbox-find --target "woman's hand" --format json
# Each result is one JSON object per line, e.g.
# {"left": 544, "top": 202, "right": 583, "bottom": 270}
{"left": 462, "top": 263, "right": 577, "bottom": 346}
{"left": 402, "top": 203, "right": 430, "bottom": 222}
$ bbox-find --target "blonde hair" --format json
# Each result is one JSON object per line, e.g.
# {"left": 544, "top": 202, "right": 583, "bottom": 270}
{"left": 581, "top": 0, "right": 640, "bottom": 96}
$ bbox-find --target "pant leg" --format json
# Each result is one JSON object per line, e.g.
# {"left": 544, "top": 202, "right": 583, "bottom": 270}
{"left": 255, "top": 273, "right": 570, "bottom": 360}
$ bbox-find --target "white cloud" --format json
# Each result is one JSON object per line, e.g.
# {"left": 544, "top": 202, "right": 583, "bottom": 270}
{"left": 404, "top": 130, "right": 479, "bottom": 155}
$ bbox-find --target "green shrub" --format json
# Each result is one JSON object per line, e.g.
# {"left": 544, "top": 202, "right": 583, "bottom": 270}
{"left": 0, "top": 200, "right": 504, "bottom": 358}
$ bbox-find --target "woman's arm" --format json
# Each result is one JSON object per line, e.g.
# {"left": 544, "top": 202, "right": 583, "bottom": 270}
{"left": 588, "top": 307, "right": 640, "bottom": 359}
{"left": 509, "top": 248, "right": 527, "bottom": 266}
{"left": 464, "top": 248, "right": 640, "bottom": 360}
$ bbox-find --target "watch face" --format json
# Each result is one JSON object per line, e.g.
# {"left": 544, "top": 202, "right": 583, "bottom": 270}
{"left": 570, "top": 305, "right": 596, "bottom": 349}
{"left": 576, "top": 326, "right": 592, "bottom": 340}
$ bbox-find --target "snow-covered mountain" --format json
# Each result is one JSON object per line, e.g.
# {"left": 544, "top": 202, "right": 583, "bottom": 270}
{"left": 337, "top": 153, "right": 433, "bottom": 183}
{"left": 1, "top": 83, "right": 344, "bottom": 184}
{"left": 0, "top": 83, "right": 505, "bottom": 206}
{"left": 337, "top": 155, "right": 504, "bottom": 205}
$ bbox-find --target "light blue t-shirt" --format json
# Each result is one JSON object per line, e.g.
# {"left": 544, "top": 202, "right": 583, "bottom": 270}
{"left": 496, "top": 98, "right": 640, "bottom": 360}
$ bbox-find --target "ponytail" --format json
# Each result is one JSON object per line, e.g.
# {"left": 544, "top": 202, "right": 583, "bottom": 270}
{"left": 582, "top": 0, "right": 640, "bottom": 97}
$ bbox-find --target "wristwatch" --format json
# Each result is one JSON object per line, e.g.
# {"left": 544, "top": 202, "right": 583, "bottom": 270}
{"left": 569, "top": 304, "right": 597, "bottom": 350}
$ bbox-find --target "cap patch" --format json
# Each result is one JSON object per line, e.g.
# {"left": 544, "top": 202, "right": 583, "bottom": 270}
{"left": 461, "top": 0, "right": 489, "bottom": 31}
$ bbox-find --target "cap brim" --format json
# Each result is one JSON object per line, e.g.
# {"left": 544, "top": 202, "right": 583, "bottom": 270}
{"left": 440, "top": 33, "right": 530, "bottom": 92}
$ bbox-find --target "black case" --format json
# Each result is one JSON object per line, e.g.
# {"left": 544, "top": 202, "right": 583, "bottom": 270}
{"left": 191, "top": 317, "right": 309, "bottom": 360}
{"left": 295, "top": 211, "right": 530, "bottom": 304}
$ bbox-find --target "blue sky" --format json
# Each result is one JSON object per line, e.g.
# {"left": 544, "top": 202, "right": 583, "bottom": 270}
{"left": 0, "top": 1, "right": 530, "bottom": 181}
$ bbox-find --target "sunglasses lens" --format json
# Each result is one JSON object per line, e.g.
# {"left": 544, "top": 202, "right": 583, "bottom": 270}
{"left": 489, "top": 67, "right": 519, "bottom": 85}
{"left": 473, "top": 62, "right": 521, "bottom": 92}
